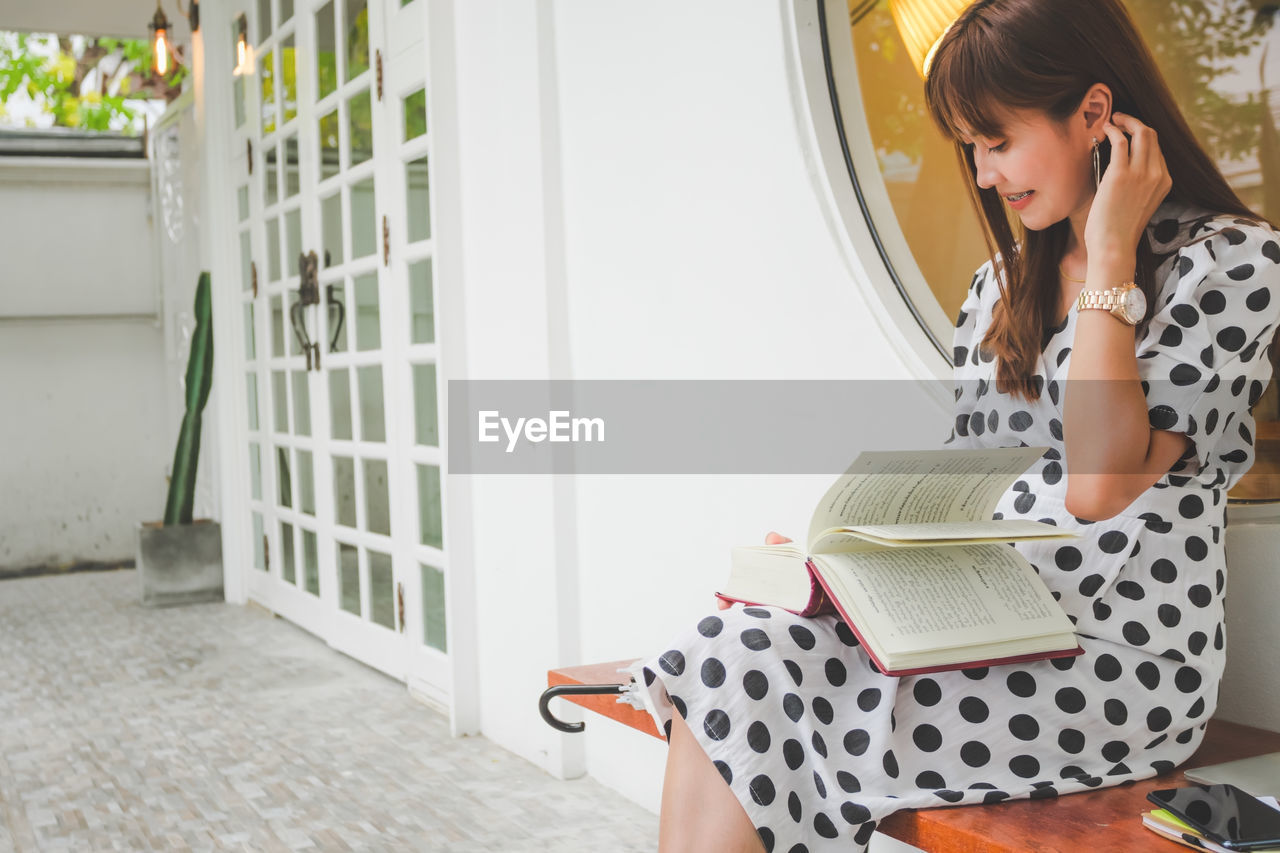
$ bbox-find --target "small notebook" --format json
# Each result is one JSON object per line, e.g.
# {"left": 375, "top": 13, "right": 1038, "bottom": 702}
{"left": 1184, "top": 752, "right": 1280, "bottom": 797}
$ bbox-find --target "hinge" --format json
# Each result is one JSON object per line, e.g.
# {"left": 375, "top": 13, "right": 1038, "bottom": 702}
{"left": 247, "top": 139, "right": 253, "bottom": 175}
{"left": 263, "top": 535, "right": 270, "bottom": 570}
{"left": 251, "top": 260, "right": 258, "bottom": 298}
{"left": 376, "top": 50, "right": 383, "bottom": 101}
{"left": 396, "top": 582, "right": 405, "bottom": 633}
{"left": 382, "top": 215, "right": 390, "bottom": 266}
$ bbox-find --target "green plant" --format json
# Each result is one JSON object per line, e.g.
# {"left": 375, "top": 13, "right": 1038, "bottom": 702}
{"left": 0, "top": 31, "right": 184, "bottom": 133}
{"left": 164, "top": 272, "right": 214, "bottom": 526}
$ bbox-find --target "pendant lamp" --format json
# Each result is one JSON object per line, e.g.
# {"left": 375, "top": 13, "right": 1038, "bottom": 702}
{"left": 888, "top": 0, "right": 975, "bottom": 79}
{"left": 149, "top": 2, "right": 173, "bottom": 76}
{"left": 147, "top": 0, "right": 200, "bottom": 77}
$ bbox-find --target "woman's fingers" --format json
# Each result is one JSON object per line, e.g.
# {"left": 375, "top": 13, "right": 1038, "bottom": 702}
{"left": 1111, "top": 111, "right": 1136, "bottom": 165}
{"left": 1100, "top": 118, "right": 1129, "bottom": 171}
{"left": 1112, "top": 111, "right": 1154, "bottom": 171}
{"left": 1122, "top": 114, "right": 1170, "bottom": 189}
{"left": 1109, "top": 111, "right": 1172, "bottom": 201}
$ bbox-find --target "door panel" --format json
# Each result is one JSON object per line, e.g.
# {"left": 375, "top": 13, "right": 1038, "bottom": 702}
{"left": 226, "top": 0, "right": 448, "bottom": 701}
{"left": 382, "top": 0, "right": 450, "bottom": 701}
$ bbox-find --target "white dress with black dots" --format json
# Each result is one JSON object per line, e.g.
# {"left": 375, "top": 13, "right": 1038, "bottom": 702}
{"left": 631, "top": 197, "right": 1280, "bottom": 853}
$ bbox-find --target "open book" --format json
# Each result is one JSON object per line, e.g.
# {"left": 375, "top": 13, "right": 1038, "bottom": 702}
{"left": 717, "top": 447, "right": 1084, "bottom": 676}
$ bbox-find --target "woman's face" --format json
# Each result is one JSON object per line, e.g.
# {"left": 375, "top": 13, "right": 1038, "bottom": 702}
{"left": 959, "top": 106, "right": 1097, "bottom": 231}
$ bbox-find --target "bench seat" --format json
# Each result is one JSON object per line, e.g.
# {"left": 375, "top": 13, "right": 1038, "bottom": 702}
{"left": 545, "top": 658, "right": 1280, "bottom": 852}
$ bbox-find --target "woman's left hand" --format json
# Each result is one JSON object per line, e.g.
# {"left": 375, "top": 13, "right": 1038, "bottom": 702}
{"left": 1083, "top": 111, "right": 1173, "bottom": 261}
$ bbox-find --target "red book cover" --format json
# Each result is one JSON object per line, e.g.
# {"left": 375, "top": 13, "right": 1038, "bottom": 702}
{"left": 715, "top": 558, "right": 1083, "bottom": 678}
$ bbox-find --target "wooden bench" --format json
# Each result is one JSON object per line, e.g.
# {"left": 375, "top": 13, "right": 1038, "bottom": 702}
{"left": 542, "top": 658, "right": 1280, "bottom": 853}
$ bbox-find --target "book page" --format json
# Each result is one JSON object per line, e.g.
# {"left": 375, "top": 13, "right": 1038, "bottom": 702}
{"left": 814, "top": 543, "right": 1073, "bottom": 654}
{"left": 721, "top": 547, "right": 815, "bottom": 612}
{"left": 806, "top": 447, "right": 1049, "bottom": 548}
{"left": 822, "top": 519, "right": 1080, "bottom": 548}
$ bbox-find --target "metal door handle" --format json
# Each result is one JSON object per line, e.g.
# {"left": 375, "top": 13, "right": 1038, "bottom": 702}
{"left": 289, "top": 250, "right": 321, "bottom": 369}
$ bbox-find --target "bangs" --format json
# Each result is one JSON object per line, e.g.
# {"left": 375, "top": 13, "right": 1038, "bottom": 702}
{"left": 931, "top": 65, "right": 1012, "bottom": 144}
{"left": 939, "top": 92, "right": 1008, "bottom": 144}
{"left": 925, "top": 16, "right": 1025, "bottom": 144}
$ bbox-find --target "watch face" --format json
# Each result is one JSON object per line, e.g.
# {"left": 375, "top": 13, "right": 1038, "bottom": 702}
{"left": 1121, "top": 287, "right": 1147, "bottom": 323}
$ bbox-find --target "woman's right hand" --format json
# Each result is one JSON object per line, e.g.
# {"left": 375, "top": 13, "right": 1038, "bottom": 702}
{"left": 716, "top": 531, "right": 793, "bottom": 610}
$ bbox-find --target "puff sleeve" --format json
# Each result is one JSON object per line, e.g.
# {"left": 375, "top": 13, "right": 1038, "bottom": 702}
{"left": 1136, "top": 221, "right": 1280, "bottom": 487}
{"left": 943, "top": 260, "right": 992, "bottom": 449}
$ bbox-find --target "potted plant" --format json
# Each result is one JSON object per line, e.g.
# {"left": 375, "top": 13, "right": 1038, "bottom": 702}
{"left": 136, "top": 271, "right": 223, "bottom": 606}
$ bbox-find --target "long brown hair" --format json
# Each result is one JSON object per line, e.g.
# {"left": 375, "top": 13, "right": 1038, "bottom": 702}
{"left": 923, "top": 0, "right": 1270, "bottom": 403}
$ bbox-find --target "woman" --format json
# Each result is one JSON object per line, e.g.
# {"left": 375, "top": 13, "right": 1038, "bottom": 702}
{"left": 630, "top": 1, "right": 1280, "bottom": 851}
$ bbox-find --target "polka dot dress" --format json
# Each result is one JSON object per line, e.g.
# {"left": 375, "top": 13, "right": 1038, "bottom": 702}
{"left": 631, "top": 197, "right": 1280, "bottom": 852}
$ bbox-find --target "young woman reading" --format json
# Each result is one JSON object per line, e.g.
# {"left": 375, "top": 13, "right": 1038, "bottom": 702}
{"left": 631, "top": 1, "right": 1280, "bottom": 850}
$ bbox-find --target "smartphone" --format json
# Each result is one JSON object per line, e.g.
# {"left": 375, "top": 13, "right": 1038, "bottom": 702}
{"left": 1147, "top": 784, "right": 1280, "bottom": 851}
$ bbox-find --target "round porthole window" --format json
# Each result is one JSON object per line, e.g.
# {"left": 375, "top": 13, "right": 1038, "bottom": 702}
{"left": 811, "top": 0, "right": 1280, "bottom": 499}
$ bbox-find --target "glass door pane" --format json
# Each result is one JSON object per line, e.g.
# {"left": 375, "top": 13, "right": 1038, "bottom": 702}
{"left": 235, "top": 0, "right": 271, "bottom": 589}
{"left": 241, "top": 0, "right": 321, "bottom": 615}
{"left": 381, "top": 0, "right": 449, "bottom": 696}
{"left": 307, "top": 0, "right": 400, "bottom": 653}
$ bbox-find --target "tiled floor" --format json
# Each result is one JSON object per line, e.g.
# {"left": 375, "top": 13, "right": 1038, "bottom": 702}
{"left": 0, "top": 570, "right": 659, "bottom": 852}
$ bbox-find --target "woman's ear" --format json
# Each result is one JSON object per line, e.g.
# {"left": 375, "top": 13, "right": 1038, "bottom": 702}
{"left": 1080, "top": 83, "right": 1112, "bottom": 135}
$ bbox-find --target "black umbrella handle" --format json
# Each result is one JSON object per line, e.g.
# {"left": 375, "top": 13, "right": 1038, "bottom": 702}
{"left": 538, "top": 683, "right": 627, "bottom": 734}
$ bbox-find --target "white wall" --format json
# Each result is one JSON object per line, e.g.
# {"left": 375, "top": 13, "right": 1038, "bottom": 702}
{"left": 446, "top": 0, "right": 949, "bottom": 800}
{"left": 0, "top": 158, "right": 169, "bottom": 569}
{"left": 554, "top": 0, "right": 949, "bottom": 809}
{"left": 447, "top": 0, "right": 586, "bottom": 780}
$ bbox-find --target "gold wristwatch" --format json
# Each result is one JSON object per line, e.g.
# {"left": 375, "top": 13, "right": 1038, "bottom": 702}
{"left": 1076, "top": 281, "right": 1146, "bottom": 326}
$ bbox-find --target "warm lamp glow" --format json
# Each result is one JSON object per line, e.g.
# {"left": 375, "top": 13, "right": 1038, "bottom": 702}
{"left": 154, "top": 30, "right": 170, "bottom": 75}
{"left": 233, "top": 14, "right": 251, "bottom": 75}
{"left": 149, "top": 3, "right": 173, "bottom": 76}
{"left": 888, "top": 0, "right": 975, "bottom": 79}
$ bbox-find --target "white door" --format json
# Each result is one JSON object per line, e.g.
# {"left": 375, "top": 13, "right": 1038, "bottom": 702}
{"left": 224, "top": 0, "right": 450, "bottom": 704}
{"left": 374, "top": 0, "right": 452, "bottom": 704}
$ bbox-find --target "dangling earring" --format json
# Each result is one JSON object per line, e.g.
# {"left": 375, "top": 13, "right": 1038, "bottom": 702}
{"left": 1092, "top": 137, "right": 1101, "bottom": 189}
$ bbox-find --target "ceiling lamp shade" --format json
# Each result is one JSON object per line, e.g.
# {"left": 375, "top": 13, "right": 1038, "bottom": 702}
{"left": 888, "top": 0, "right": 975, "bottom": 80}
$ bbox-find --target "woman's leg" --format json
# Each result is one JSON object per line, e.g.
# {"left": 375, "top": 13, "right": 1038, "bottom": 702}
{"left": 658, "top": 709, "right": 766, "bottom": 853}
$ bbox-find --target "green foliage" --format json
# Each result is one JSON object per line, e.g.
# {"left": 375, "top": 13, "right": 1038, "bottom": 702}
{"left": 1135, "top": 0, "right": 1271, "bottom": 161}
{"left": 259, "top": 45, "right": 275, "bottom": 132}
{"left": 0, "top": 31, "right": 185, "bottom": 134}
{"left": 317, "top": 49, "right": 337, "bottom": 99}
{"left": 348, "top": 7, "right": 370, "bottom": 78}
{"left": 258, "top": 43, "right": 305, "bottom": 131}
{"left": 97, "top": 36, "right": 154, "bottom": 72}
{"left": 404, "top": 87, "right": 427, "bottom": 140}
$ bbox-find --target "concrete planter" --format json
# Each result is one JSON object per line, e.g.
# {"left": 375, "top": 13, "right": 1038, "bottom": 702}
{"left": 136, "top": 519, "right": 224, "bottom": 606}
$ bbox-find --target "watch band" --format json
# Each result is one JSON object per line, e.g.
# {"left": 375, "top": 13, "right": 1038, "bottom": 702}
{"left": 1076, "top": 282, "right": 1137, "bottom": 311}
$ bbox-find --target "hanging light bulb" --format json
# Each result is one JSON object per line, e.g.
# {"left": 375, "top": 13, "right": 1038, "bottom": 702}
{"left": 888, "top": 0, "right": 975, "bottom": 79}
{"left": 149, "top": 1, "right": 173, "bottom": 76}
{"left": 233, "top": 13, "right": 251, "bottom": 76}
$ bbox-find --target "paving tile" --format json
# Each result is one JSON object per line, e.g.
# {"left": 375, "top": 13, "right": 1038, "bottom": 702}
{"left": 0, "top": 571, "right": 658, "bottom": 851}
